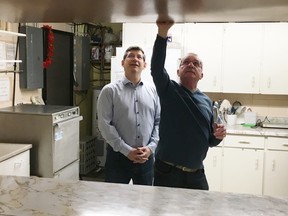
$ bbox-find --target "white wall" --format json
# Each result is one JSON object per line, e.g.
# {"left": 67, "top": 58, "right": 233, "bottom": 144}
{"left": 0, "top": 22, "right": 72, "bottom": 109}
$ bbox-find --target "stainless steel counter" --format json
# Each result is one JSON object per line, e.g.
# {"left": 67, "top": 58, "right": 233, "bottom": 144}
{"left": 0, "top": 175, "right": 287, "bottom": 216}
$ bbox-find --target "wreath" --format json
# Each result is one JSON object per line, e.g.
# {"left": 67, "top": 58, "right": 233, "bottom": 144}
{"left": 42, "top": 25, "right": 54, "bottom": 69}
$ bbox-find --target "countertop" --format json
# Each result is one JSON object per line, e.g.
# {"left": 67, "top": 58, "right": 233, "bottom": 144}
{"left": 226, "top": 125, "right": 288, "bottom": 137}
{"left": 0, "top": 143, "right": 32, "bottom": 162}
{"left": 0, "top": 175, "right": 288, "bottom": 216}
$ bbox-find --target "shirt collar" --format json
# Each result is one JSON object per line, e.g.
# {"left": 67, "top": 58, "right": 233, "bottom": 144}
{"left": 122, "top": 76, "right": 144, "bottom": 87}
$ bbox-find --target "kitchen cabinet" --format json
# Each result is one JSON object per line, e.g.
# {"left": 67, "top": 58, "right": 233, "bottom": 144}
{"left": 204, "top": 145, "right": 223, "bottom": 191}
{"left": 222, "top": 135, "right": 265, "bottom": 195}
{"left": 221, "top": 23, "right": 263, "bottom": 93}
{"left": 261, "top": 23, "right": 288, "bottom": 94}
{"left": 263, "top": 137, "right": 288, "bottom": 196}
{"left": 0, "top": 143, "right": 32, "bottom": 177}
{"left": 122, "top": 22, "right": 288, "bottom": 95}
{"left": 205, "top": 130, "right": 288, "bottom": 196}
{"left": 122, "top": 23, "right": 157, "bottom": 48}
{"left": 184, "top": 23, "right": 223, "bottom": 92}
{"left": 122, "top": 23, "right": 184, "bottom": 49}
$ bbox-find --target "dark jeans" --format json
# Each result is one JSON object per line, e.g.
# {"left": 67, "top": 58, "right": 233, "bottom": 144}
{"left": 153, "top": 159, "right": 209, "bottom": 190}
{"left": 105, "top": 146, "right": 154, "bottom": 185}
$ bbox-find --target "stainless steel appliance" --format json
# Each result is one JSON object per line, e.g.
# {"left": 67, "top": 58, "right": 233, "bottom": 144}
{"left": 0, "top": 104, "right": 82, "bottom": 180}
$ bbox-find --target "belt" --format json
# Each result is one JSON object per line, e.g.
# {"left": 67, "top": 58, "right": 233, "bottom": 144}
{"left": 162, "top": 160, "right": 198, "bottom": 173}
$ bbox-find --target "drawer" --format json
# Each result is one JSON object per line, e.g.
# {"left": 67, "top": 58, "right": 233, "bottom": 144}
{"left": 224, "top": 135, "right": 265, "bottom": 149}
{"left": 0, "top": 150, "right": 30, "bottom": 176}
{"left": 266, "top": 137, "right": 288, "bottom": 151}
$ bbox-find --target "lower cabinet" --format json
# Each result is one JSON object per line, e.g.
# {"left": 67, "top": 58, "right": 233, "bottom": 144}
{"left": 204, "top": 135, "right": 288, "bottom": 196}
{"left": 0, "top": 150, "right": 30, "bottom": 177}
{"left": 204, "top": 146, "right": 223, "bottom": 191}
{"left": 263, "top": 137, "right": 288, "bottom": 197}
{"left": 222, "top": 148, "right": 264, "bottom": 195}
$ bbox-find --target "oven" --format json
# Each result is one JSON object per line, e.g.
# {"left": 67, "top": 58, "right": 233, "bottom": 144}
{"left": 0, "top": 104, "right": 82, "bottom": 180}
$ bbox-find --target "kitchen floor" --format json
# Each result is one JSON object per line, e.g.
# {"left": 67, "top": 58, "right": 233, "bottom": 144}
{"left": 80, "top": 167, "right": 105, "bottom": 182}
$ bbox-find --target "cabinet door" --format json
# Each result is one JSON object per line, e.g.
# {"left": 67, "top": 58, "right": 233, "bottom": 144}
{"left": 122, "top": 23, "right": 157, "bottom": 48}
{"left": 261, "top": 23, "right": 288, "bottom": 94}
{"left": 0, "top": 150, "right": 30, "bottom": 177}
{"left": 184, "top": 23, "right": 223, "bottom": 92}
{"left": 203, "top": 146, "right": 223, "bottom": 191}
{"left": 264, "top": 137, "right": 288, "bottom": 196}
{"left": 222, "top": 23, "right": 263, "bottom": 93}
{"left": 222, "top": 148, "right": 264, "bottom": 195}
{"left": 264, "top": 151, "right": 288, "bottom": 196}
{"left": 122, "top": 23, "right": 184, "bottom": 49}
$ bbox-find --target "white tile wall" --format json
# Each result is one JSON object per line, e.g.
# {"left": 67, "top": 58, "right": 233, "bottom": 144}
{"left": 207, "top": 93, "right": 288, "bottom": 118}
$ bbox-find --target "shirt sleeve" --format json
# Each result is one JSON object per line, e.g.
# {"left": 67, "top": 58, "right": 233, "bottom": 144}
{"left": 146, "top": 94, "right": 161, "bottom": 154}
{"left": 150, "top": 35, "right": 171, "bottom": 96}
{"left": 97, "top": 86, "right": 133, "bottom": 157}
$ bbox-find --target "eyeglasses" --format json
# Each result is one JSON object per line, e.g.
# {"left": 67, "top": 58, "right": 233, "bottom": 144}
{"left": 126, "top": 53, "right": 144, "bottom": 60}
{"left": 181, "top": 60, "right": 202, "bottom": 68}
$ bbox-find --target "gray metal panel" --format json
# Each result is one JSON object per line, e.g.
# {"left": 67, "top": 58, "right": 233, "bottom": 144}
{"left": 19, "top": 26, "right": 43, "bottom": 89}
{"left": 74, "top": 35, "right": 91, "bottom": 91}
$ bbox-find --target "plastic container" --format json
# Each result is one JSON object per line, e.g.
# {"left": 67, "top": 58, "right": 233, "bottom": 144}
{"left": 244, "top": 112, "right": 257, "bottom": 126}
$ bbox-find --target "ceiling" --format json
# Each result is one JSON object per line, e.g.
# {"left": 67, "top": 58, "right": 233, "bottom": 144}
{"left": 1, "top": 0, "right": 288, "bottom": 23}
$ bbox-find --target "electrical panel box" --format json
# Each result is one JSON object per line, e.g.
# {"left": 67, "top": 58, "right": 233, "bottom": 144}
{"left": 19, "top": 26, "right": 43, "bottom": 89}
{"left": 74, "top": 36, "right": 90, "bottom": 91}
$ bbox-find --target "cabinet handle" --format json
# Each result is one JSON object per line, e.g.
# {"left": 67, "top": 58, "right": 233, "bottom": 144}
{"left": 251, "top": 77, "right": 255, "bottom": 88}
{"left": 238, "top": 141, "right": 250, "bottom": 144}
{"left": 213, "top": 156, "right": 217, "bottom": 167}
{"left": 213, "top": 76, "right": 217, "bottom": 87}
{"left": 267, "top": 78, "right": 271, "bottom": 89}
{"left": 255, "top": 159, "right": 259, "bottom": 170}
{"left": 282, "top": 144, "right": 288, "bottom": 147}
{"left": 272, "top": 160, "right": 276, "bottom": 172}
{"left": 14, "top": 162, "right": 22, "bottom": 169}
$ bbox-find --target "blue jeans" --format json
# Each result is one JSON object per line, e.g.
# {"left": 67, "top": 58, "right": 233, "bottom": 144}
{"left": 105, "top": 146, "right": 154, "bottom": 185}
{"left": 153, "top": 159, "right": 209, "bottom": 190}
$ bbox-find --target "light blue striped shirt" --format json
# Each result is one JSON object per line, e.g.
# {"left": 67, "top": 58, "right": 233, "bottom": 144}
{"left": 97, "top": 76, "right": 160, "bottom": 157}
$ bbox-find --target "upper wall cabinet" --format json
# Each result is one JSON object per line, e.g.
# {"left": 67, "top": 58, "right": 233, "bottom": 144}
{"left": 122, "top": 22, "right": 288, "bottom": 95}
{"left": 122, "top": 23, "right": 157, "bottom": 49}
{"left": 221, "top": 23, "right": 263, "bottom": 94}
{"left": 122, "top": 23, "right": 184, "bottom": 49}
{"left": 184, "top": 23, "right": 223, "bottom": 92}
{"left": 261, "top": 23, "right": 288, "bottom": 95}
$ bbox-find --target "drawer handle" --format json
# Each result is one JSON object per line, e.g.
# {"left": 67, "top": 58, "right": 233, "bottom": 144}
{"left": 283, "top": 144, "right": 288, "bottom": 147}
{"left": 238, "top": 141, "right": 250, "bottom": 144}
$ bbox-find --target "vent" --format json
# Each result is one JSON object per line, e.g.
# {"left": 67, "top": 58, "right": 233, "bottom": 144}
{"left": 79, "top": 136, "right": 97, "bottom": 175}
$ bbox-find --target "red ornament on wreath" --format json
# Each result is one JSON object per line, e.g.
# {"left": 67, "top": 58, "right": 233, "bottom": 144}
{"left": 42, "top": 25, "right": 54, "bottom": 69}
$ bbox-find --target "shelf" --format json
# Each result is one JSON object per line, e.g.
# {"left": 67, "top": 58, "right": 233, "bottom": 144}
{"left": 0, "top": 70, "right": 23, "bottom": 73}
{"left": 0, "top": 30, "right": 26, "bottom": 37}
{"left": 0, "top": 60, "right": 22, "bottom": 63}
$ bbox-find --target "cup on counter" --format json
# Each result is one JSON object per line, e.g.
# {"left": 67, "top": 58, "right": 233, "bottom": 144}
{"left": 226, "top": 114, "right": 237, "bottom": 126}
